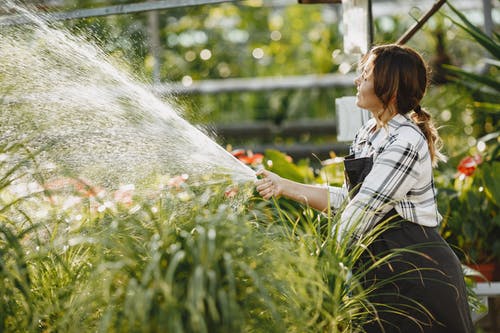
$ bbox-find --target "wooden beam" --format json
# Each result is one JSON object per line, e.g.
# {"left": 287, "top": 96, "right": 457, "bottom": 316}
{"left": 0, "top": 0, "right": 235, "bottom": 25}
{"left": 298, "top": 0, "right": 341, "bottom": 3}
{"left": 215, "top": 119, "right": 338, "bottom": 140}
{"left": 243, "top": 142, "right": 349, "bottom": 160}
{"left": 156, "top": 73, "right": 356, "bottom": 95}
{"left": 396, "top": 0, "right": 447, "bottom": 45}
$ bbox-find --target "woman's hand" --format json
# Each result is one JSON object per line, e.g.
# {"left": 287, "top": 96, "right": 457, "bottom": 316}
{"left": 255, "top": 168, "right": 330, "bottom": 211}
{"left": 255, "top": 169, "right": 283, "bottom": 200}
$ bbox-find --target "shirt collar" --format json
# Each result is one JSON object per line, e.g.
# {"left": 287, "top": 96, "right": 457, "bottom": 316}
{"left": 366, "top": 113, "right": 410, "bottom": 147}
{"left": 387, "top": 113, "right": 411, "bottom": 134}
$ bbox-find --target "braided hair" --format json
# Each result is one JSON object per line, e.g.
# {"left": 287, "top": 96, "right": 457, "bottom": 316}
{"left": 362, "top": 44, "right": 446, "bottom": 166}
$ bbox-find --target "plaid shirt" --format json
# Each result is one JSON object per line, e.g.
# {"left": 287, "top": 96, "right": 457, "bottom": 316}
{"left": 329, "top": 114, "right": 442, "bottom": 237}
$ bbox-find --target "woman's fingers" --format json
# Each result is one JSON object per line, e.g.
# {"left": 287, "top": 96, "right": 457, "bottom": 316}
{"left": 255, "top": 168, "right": 269, "bottom": 178}
{"left": 262, "top": 190, "right": 273, "bottom": 200}
{"left": 255, "top": 168, "right": 265, "bottom": 177}
{"left": 256, "top": 178, "right": 272, "bottom": 192}
{"left": 261, "top": 184, "right": 274, "bottom": 199}
{"left": 255, "top": 173, "right": 275, "bottom": 199}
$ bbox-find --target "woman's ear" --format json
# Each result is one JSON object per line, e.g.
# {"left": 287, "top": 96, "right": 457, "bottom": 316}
{"left": 387, "top": 94, "right": 398, "bottom": 114}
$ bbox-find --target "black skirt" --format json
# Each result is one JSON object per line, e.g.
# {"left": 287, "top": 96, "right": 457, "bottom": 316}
{"left": 354, "top": 213, "right": 474, "bottom": 333}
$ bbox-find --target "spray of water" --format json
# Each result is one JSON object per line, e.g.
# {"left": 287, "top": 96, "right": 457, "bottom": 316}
{"left": 0, "top": 2, "right": 256, "bottom": 194}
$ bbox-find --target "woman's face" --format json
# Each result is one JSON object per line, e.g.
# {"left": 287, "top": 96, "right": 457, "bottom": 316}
{"left": 354, "top": 54, "right": 384, "bottom": 114}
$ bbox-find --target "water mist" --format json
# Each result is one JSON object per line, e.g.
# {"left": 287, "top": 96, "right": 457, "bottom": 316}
{"left": 0, "top": 2, "right": 256, "bottom": 198}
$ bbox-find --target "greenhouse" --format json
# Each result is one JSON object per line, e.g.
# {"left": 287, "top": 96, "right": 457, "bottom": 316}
{"left": 0, "top": 0, "right": 499, "bottom": 332}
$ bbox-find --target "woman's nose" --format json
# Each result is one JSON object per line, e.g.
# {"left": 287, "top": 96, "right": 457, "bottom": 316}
{"left": 354, "top": 75, "right": 360, "bottom": 86}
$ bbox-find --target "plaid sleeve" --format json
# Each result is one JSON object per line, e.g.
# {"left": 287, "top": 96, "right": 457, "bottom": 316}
{"left": 328, "top": 183, "right": 348, "bottom": 209}
{"left": 338, "top": 138, "right": 421, "bottom": 238}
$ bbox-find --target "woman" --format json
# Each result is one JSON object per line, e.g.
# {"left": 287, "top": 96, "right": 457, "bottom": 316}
{"left": 255, "top": 44, "right": 473, "bottom": 332}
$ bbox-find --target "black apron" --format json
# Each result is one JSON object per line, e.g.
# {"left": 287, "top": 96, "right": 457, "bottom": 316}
{"left": 344, "top": 154, "right": 474, "bottom": 333}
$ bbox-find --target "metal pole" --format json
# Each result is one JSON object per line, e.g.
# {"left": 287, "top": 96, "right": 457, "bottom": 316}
{"left": 0, "top": 0, "right": 235, "bottom": 25}
{"left": 481, "top": 0, "right": 493, "bottom": 74}
{"left": 367, "top": 0, "right": 373, "bottom": 48}
{"left": 483, "top": 0, "right": 493, "bottom": 37}
{"left": 147, "top": 0, "right": 161, "bottom": 84}
{"left": 396, "top": 0, "right": 447, "bottom": 45}
{"left": 155, "top": 73, "right": 356, "bottom": 94}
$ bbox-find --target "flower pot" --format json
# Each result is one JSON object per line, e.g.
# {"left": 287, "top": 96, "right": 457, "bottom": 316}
{"left": 467, "top": 263, "right": 497, "bottom": 282}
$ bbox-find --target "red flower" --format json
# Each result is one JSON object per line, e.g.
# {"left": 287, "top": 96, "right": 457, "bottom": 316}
{"left": 457, "top": 155, "right": 482, "bottom": 177}
{"left": 231, "top": 149, "right": 263, "bottom": 166}
{"left": 231, "top": 149, "right": 246, "bottom": 158}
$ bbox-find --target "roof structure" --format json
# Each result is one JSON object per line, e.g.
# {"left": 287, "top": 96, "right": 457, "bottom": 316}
{"left": 1, "top": 0, "right": 494, "bottom": 93}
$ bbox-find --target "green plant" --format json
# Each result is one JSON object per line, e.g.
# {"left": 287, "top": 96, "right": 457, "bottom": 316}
{"left": 433, "top": 2, "right": 500, "bottom": 265}
{"left": 0, "top": 135, "right": 367, "bottom": 332}
{"left": 2, "top": 130, "right": 460, "bottom": 332}
{"left": 437, "top": 132, "right": 500, "bottom": 264}
{"left": 443, "top": 2, "right": 499, "bottom": 137}
{"left": 261, "top": 148, "right": 344, "bottom": 186}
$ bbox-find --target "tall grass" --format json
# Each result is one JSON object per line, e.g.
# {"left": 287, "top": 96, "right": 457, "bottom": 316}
{"left": 0, "top": 137, "right": 479, "bottom": 332}
{"left": 0, "top": 134, "right": 371, "bottom": 332}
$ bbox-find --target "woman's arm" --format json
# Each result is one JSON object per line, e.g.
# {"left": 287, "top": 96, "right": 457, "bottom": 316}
{"left": 255, "top": 169, "right": 334, "bottom": 211}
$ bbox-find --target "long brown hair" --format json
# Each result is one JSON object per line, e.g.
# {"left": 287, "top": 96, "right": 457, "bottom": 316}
{"left": 364, "top": 44, "right": 445, "bottom": 166}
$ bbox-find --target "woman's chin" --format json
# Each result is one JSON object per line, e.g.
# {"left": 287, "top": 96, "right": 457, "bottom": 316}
{"left": 355, "top": 98, "right": 362, "bottom": 108}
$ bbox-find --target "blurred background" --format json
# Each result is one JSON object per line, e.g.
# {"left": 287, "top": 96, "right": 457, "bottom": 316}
{"left": 2, "top": 0, "right": 496, "bottom": 160}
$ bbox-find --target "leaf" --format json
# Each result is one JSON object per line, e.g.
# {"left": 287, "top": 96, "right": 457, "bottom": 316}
{"left": 263, "top": 149, "right": 313, "bottom": 183}
{"left": 443, "top": 64, "right": 500, "bottom": 92}
{"left": 446, "top": 2, "right": 500, "bottom": 60}
{"left": 481, "top": 162, "right": 500, "bottom": 206}
{"left": 473, "top": 101, "right": 500, "bottom": 113}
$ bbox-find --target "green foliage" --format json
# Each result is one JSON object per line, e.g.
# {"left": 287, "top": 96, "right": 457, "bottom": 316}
{"left": 445, "top": 2, "right": 500, "bottom": 60}
{"left": 4, "top": 132, "right": 478, "bottom": 332}
{"left": 0, "top": 137, "right": 364, "bottom": 332}
{"left": 263, "top": 149, "right": 315, "bottom": 183}
{"left": 482, "top": 161, "right": 500, "bottom": 206}
{"left": 431, "top": 2, "right": 500, "bottom": 266}
{"left": 442, "top": 2, "right": 500, "bottom": 138}
{"left": 63, "top": 1, "right": 342, "bottom": 82}
{"left": 437, "top": 133, "right": 500, "bottom": 264}
{"left": 263, "top": 149, "right": 344, "bottom": 186}
{"left": 56, "top": 1, "right": 355, "bottom": 126}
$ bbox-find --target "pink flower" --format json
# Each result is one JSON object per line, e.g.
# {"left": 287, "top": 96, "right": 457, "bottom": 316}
{"left": 44, "top": 177, "right": 104, "bottom": 198}
{"left": 167, "top": 174, "right": 189, "bottom": 189}
{"left": 73, "top": 178, "right": 104, "bottom": 198}
{"left": 224, "top": 186, "right": 238, "bottom": 198}
{"left": 113, "top": 184, "right": 135, "bottom": 206}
